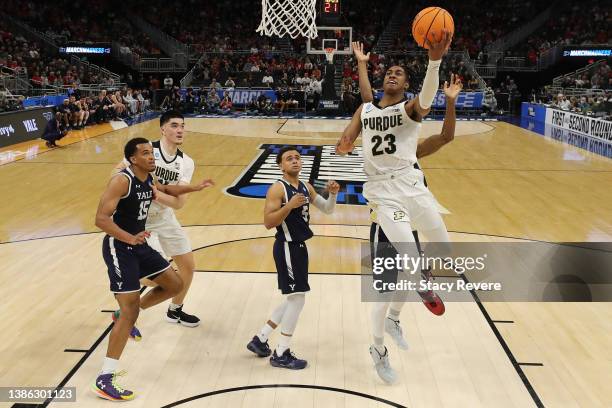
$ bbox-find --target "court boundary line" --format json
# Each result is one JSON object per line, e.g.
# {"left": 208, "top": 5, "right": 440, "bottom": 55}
{"left": 5, "top": 225, "right": 612, "bottom": 256}
{"left": 160, "top": 384, "right": 406, "bottom": 408}
{"left": 461, "top": 273, "right": 544, "bottom": 407}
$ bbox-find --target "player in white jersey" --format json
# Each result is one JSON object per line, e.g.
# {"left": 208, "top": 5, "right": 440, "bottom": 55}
{"left": 353, "top": 40, "right": 460, "bottom": 320}
{"left": 336, "top": 31, "right": 454, "bottom": 384}
{"left": 114, "top": 110, "right": 213, "bottom": 330}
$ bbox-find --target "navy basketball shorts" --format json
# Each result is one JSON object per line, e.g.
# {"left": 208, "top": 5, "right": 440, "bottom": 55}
{"left": 273, "top": 239, "right": 310, "bottom": 295}
{"left": 102, "top": 235, "right": 170, "bottom": 293}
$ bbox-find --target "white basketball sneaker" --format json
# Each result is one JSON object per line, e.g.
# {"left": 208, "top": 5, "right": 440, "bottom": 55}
{"left": 385, "top": 317, "right": 409, "bottom": 350}
{"left": 369, "top": 345, "right": 397, "bottom": 384}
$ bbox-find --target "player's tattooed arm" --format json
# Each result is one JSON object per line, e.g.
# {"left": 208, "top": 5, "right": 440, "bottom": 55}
{"left": 264, "top": 182, "right": 306, "bottom": 229}
{"left": 336, "top": 105, "right": 363, "bottom": 155}
{"left": 95, "top": 174, "right": 149, "bottom": 245}
{"left": 416, "top": 74, "right": 460, "bottom": 158}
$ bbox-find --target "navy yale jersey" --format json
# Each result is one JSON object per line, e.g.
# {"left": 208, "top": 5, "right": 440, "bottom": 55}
{"left": 275, "top": 179, "right": 314, "bottom": 243}
{"left": 124, "top": 140, "right": 195, "bottom": 216}
{"left": 360, "top": 100, "right": 422, "bottom": 176}
{"left": 113, "top": 167, "right": 154, "bottom": 235}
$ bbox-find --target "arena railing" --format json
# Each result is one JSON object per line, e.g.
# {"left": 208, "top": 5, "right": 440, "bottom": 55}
{"left": 180, "top": 50, "right": 299, "bottom": 88}
{"left": 552, "top": 59, "right": 607, "bottom": 87}
{"left": 544, "top": 86, "right": 607, "bottom": 98}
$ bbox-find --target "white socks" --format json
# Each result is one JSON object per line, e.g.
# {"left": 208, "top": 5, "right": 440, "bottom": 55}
{"left": 101, "top": 357, "right": 118, "bottom": 375}
{"left": 258, "top": 323, "right": 275, "bottom": 343}
{"left": 169, "top": 303, "right": 182, "bottom": 311}
{"left": 277, "top": 333, "right": 292, "bottom": 356}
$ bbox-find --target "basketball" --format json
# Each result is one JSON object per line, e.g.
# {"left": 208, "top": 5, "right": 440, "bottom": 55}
{"left": 412, "top": 7, "right": 454, "bottom": 49}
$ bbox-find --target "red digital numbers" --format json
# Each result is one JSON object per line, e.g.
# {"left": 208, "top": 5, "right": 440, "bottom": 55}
{"left": 323, "top": 0, "right": 339, "bottom": 14}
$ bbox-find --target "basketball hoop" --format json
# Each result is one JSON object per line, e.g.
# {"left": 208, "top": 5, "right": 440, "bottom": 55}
{"left": 257, "top": 0, "right": 318, "bottom": 39}
{"left": 324, "top": 47, "right": 335, "bottom": 64}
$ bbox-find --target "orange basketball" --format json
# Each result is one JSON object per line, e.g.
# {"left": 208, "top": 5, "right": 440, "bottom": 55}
{"left": 411, "top": 7, "right": 454, "bottom": 49}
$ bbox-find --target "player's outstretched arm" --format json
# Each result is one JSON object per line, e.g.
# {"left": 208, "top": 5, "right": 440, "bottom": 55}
{"left": 336, "top": 104, "right": 363, "bottom": 155}
{"left": 264, "top": 182, "right": 306, "bottom": 229}
{"left": 352, "top": 41, "right": 373, "bottom": 103}
{"left": 163, "top": 179, "right": 215, "bottom": 196}
{"left": 153, "top": 179, "right": 215, "bottom": 209}
{"left": 308, "top": 181, "right": 340, "bottom": 214}
{"left": 408, "top": 29, "right": 453, "bottom": 119}
{"left": 416, "top": 74, "right": 461, "bottom": 158}
{"left": 95, "top": 174, "right": 149, "bottom": 245}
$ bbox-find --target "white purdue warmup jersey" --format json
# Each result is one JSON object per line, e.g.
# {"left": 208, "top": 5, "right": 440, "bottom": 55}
{"left": 149, "top": 140, "right": 194, "bottom": 215}
{"left": 360, "top": 100, "right": 421, "bottom": 176}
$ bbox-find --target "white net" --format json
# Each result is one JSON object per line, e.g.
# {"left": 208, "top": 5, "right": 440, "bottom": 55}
{"left": 256, "top": 0, "right": 318, "bottom": 39}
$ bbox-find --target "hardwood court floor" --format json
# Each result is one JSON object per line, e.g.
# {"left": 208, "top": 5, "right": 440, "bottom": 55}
{"left": 0, "top": 118, "right": 611, "bottom": 407}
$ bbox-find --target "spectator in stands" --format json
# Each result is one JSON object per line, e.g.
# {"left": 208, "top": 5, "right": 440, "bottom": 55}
{"left": 577, "top": 96, "right": 591, "bottom": 114}
{"left": 210, "top": 78, "right": 221, "bottom": 90}
{"left": 207, "top": 88, "right": 220, "bottom": 113}
{"left": 184, "top": 88, "right": 196, "bottom": 113}
{"left": 482, "top": 87, "right": 498, "bottom": 116}
{"left": 58, "top": 98, "right": 72, "bottom": 128}
{"left": 136, "top": 89, "right": 150, "bottom": 111}
{"left": 67, "top": 83, "right": 81, "bottom": 100}
{"left": 80, "top": 97, "right": 90, "bottom": 126}
{"left": 219, "top": 91, "right": 233, "bottom": 115}
{"left": 246, "top": 96, "right": 259, "bottom": 115}
{"left": 310, "top": 77, "right": 323, "bottom": 110}
{"left": 262, "top": 72, "right": 274, "bottom": 88}
{"left": 42, "top": 112, "right": 67, "bottom": 148}
{"left": 123, "top": 89, "right": 138, "bottom": 115}
{"left": 285, "top": 87, "right": 299, "bottom": 112}
{"left": 111, "top": 91, "right": 127, "bottom": 118}
{"left": 275, "top": 86, "right": 287, "bottom": 114}
{"left": 164, "top": 74, "right": 173, "bottom": 89}
{"left": 558, "top": 94, "right": 571, "bottom": 111}
{"left": 341, "top": 78, "right": 356, "bottom": 114}
{"left": 161, "top": 87, "right": 182, "bottom": 111}
{"left": 256, "top": 93, "right": 268, "bottom": 114}
{"left": 224, "top": 77, "right": 236, "bottom": 89}
{"left": 91, "top": 92, "right": 112, "bottom": 123}
{"left": 67, "top": 95, "right": 84, "bottom": 129}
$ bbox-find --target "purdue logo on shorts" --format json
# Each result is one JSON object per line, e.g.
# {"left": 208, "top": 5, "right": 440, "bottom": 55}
{"left": 226, "top": 144, "right": 368, "bottom": 205}
{"left": 393, "top": 211, "right": 407, "bottom": 222}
